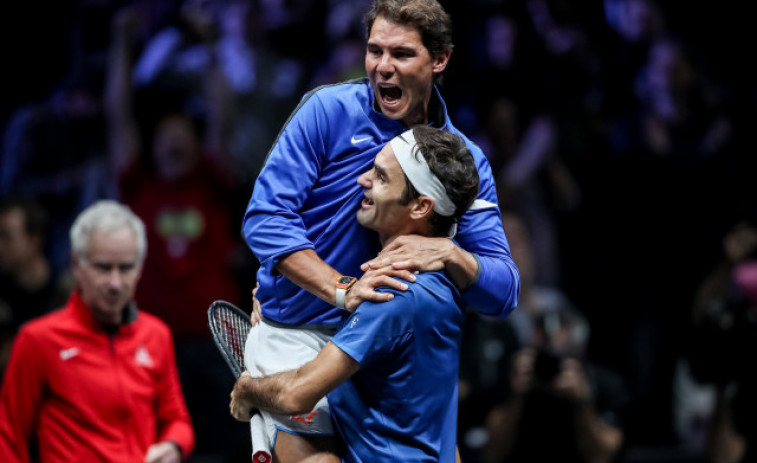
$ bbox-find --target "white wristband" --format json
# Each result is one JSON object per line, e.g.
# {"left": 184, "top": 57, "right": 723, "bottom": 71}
{"left": 335, "top": 287, "right": 348, "bottom": 310}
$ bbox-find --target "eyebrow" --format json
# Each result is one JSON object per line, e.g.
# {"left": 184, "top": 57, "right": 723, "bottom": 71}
{"left": 367, "top": 42, "right": 418, "bottom": 55}
{"left": 374, "top": 163, "right": 389, "bottom": 180}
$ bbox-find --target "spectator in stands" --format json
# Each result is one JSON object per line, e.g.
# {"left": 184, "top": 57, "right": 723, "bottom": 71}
{"left": 460, "top": 211, "right": 628, "bottom": 463}
{"left": 105, "top": 6, "right": 253, "bottom": 461}
{"left": 688, "top": 212, "right": 757, "bottom": 463}
{"left": 0, "top": 198, "right": 66, "bottom": 381}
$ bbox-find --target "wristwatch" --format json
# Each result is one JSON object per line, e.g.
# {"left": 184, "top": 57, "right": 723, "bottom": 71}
{"left": 335, "top": 276, "right": 357, "bottom": 310}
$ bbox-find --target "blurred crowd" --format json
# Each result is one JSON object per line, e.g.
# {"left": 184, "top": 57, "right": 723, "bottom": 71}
{"left": 0, "top": 0, "right": 755, "bottom": 462}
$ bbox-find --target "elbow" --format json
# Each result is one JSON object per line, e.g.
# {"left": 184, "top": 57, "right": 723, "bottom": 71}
{"left": 496, "top": 262, "right": 521, "bottom": 317}
{"left": 278, "top": 384, "right": 319, "bottom": 416}
{"left": 474, "top": 263, "right": 520, "bottom": 319}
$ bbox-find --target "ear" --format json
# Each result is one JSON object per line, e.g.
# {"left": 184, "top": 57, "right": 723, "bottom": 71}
{"left": 409, "top": 196, "right": 434, "bottom": 221}
{"left": 432, "top": 49, "right": 451, "bottom": 75}
{"left": 70, "top": 253, "right": 82, "bottom": 281}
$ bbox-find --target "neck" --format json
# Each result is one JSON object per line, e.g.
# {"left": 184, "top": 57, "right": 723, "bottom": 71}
{"left": 380, "top": 234, "right": 401, "bottom": 249}
{"left": 379, "top": 223, "right": 432, "bottom": 248}
{"left": 402, "top": 94, "right": 434, "bottom": 127}
{"left": 14, "top": 257, "right": 50, "bottom": 291}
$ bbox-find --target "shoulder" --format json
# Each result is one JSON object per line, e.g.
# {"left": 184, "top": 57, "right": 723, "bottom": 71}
{"left": 446, "top": 124, "right": 488, "bottom": 164}
{"left": 134, "top": 310, "right": 172, "bottom": 336}
{"left": 18, "top": 307, "right": 68, "bottom": 337}
{"left": 282, "top": 79, "right": 370, "bottom": 131}
{"left": 412, "top": 271, "right": 458, "bottom": 297}
{"left": 12, "top": 308, "right": 71, "bottom": 356}
{"left": 296, "top": 79, "right": 371, "bottom": 113}
{"left": 305, "top": 78, "right": 369, "bottom": 100}
{"left": 367, "top": 272, "right": 459, "bottom": 313}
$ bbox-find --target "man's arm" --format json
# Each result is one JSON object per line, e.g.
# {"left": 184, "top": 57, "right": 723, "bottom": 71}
{"left": 152, "top": 329, "right": 194, "bottom": 458}
{"left": 362, "top": 235, "right": 476, "bottom": 289}
{"left": 0, "top": 329, "right": 45, "bottom": 462}
{"left": 276, "top": 249, "right": 414, "bottom": 312}
{"left": 362, "top": 145, "right": 520, "bottom": 318}
{"left": 555, "top": 359, "right": 623, "bottom": 463}
{"left": 104, "top": 6, "right": 142, "bottom": 177}
{"left": 244, "top": 95, "right": 414, "bottom": 311}
{"left": 230, "top": 342, "right": 359, "bottom": 421}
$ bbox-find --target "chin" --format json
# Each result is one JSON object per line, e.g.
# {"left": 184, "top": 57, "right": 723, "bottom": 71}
{"left": 356, "top": 214, "right": 370, "bottom": 227}
{"left": 378, "top": 104, "right": 407, "bottom": 121}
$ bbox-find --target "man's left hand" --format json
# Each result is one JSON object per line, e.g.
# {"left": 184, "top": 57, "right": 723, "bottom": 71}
{"left": 144, "top": 441, "right": 181, "bottom": 463}
{"left": 362, "top": 235, "right": 452, "bottom": 273}
{"left": 552, "top": 358, "right": 590, "bottom": 402}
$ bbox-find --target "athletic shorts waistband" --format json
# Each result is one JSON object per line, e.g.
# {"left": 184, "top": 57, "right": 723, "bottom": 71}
{"left": 261, "top": 316, "right": 340, "bottom": 335}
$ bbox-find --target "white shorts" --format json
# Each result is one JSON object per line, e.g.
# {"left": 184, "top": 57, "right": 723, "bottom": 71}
{"left": 245, "top": 318, "right": 339, "bottom": 446}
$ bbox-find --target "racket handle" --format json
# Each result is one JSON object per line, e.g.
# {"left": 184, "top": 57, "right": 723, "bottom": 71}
{"left": 250, "top": 413, "right": 272, "bottom": 463}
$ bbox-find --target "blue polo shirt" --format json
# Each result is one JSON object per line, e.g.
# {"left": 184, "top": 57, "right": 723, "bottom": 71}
{"left": 328, "top": 272, "right": 464, "bottom": 462}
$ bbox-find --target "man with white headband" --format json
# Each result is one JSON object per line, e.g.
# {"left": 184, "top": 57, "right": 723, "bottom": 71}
{"left": 238, "top": 1, "right": 519, "bottom": 460}
{"left": 231, "top": 126, "right": 479, "bottom": 462}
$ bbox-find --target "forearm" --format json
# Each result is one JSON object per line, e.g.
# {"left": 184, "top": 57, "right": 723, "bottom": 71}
{"left": 462, "top": 254, "right": 520, "bottom": 318}
{"left": 708, "top": 387, "right": 746, "bottom": 463}
{"left": 231, "top": 343, "right": 358, "bottom": 419}
{"left": 203, "top": 47, "right": 235, "bottom": 163}
{"left": 443, "top": 241, "right": 480, "bottom": 290}
{"left": 105, "top": 29, "right": 132, "bottom": 123}
{"left": 238, "top": 370, "right": 314, "bottom": 416}
{"left": 105, "top": 10, "right": 140, "bottom": 172}
{"left": 276, "top": 249, "right": 343, "bottom": 308}
{"left": 481, "top": 399, "right": 524, "bottom": 463}
{"left": 573, "top": 403, "right": 623, "bottom": 463}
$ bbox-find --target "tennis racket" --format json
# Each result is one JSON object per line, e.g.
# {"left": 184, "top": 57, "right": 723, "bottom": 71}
{"left": 207, "top": 300, "right": 272, "bottom": 462}
{"left": 207, "top": 300, "right": 252, "bottom": 378}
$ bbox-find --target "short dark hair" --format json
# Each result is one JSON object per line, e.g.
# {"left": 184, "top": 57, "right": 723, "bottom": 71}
{"left": 398, "top": 126, "right": 479, "bottom": 237}
{"left": 0, "top": 198, "right": 48, "bottom": 240}
{"left": 364, "top": 0, "right": 454, "bottom": 59}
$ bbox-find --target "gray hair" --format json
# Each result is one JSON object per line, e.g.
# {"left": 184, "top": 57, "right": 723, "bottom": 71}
{"left": 70, "top": 200, "right": 147, "bottom": 263}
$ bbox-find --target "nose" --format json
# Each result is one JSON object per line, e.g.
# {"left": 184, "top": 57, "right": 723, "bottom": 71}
{"left": 357, "top": 170, "right": 371, "bottom": 187}
{"left": 107, "top": 269, "right": 124, "bottom": 290}
{"left": 377, "top": 54, "right": 394, "bottom": 75}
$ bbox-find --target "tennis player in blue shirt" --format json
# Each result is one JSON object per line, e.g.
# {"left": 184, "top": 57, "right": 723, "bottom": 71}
{"left": 233, "top": 126, "right": 481, "bottom": 462}
{"left": 240, "top": 0, "right": 520, "bottom": 459}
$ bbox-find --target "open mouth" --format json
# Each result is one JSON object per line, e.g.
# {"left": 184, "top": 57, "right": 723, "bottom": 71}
{"left": 379, "top": 85, "right": 402, "bottom": 104}
{"left": 362, "top": 196, "right": 375, "bottom": 208}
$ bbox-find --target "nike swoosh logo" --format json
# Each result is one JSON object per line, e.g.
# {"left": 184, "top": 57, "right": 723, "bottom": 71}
{"left": 60, "top": 347, "right": 79, "bottom": 361}
{"left": 351, "top": 135, "right": 372, "bottom": 145}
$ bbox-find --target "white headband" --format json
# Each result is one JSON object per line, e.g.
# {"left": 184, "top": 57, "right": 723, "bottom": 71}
{"left": 390, "top": 129, "right": 457, "bottom": 217}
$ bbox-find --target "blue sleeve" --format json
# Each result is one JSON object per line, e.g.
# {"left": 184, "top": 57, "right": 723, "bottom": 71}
{"left": 455, "top": 144, "right": 520, "bottom": 319}
{"left": 242, "top": 92, "right": 328, "bottom": 273}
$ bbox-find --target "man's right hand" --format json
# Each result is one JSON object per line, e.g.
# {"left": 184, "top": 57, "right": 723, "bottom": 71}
{"left": 510, "top": 348, "right": 536, "bottom": 396}
{"left": 343, "top": 266, "right": 416, "bottom": 312}
{"left": 230, "top": 371, "right": 256, "bottom": 422}
{"left": 250, "top": 283, "right": 262, "bottom": 325}
{"left": 144, "top": 441, "right": 181, "bottom": 463}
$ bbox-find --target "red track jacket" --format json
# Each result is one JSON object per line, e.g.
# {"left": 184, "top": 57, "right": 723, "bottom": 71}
{"left": 0, "top": 291, "right": 194, "bottom": 462}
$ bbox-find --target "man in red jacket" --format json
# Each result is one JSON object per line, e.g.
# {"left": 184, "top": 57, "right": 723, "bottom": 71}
{"left": 0, "top": 200, "right": 194, "bottom": 463}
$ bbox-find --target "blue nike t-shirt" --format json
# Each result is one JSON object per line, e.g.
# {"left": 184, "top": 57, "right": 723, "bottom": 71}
{"left": 328, "top": 272, "right": 464, "bottom": 462}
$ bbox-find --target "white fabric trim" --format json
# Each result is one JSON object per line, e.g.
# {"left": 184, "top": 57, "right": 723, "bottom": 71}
{"left": 391, "top": 129, "right": 457, "bottom": 217}
{"left": 470, "top": 199, "right": 497, "bottom": 210}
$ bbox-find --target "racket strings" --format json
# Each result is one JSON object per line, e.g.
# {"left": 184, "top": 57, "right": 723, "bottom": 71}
{"left": 223, "top": 314, "right": 246, "bottom": 363}
{"left": 209, "top": 301, "right": 252, "bottom": 377}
